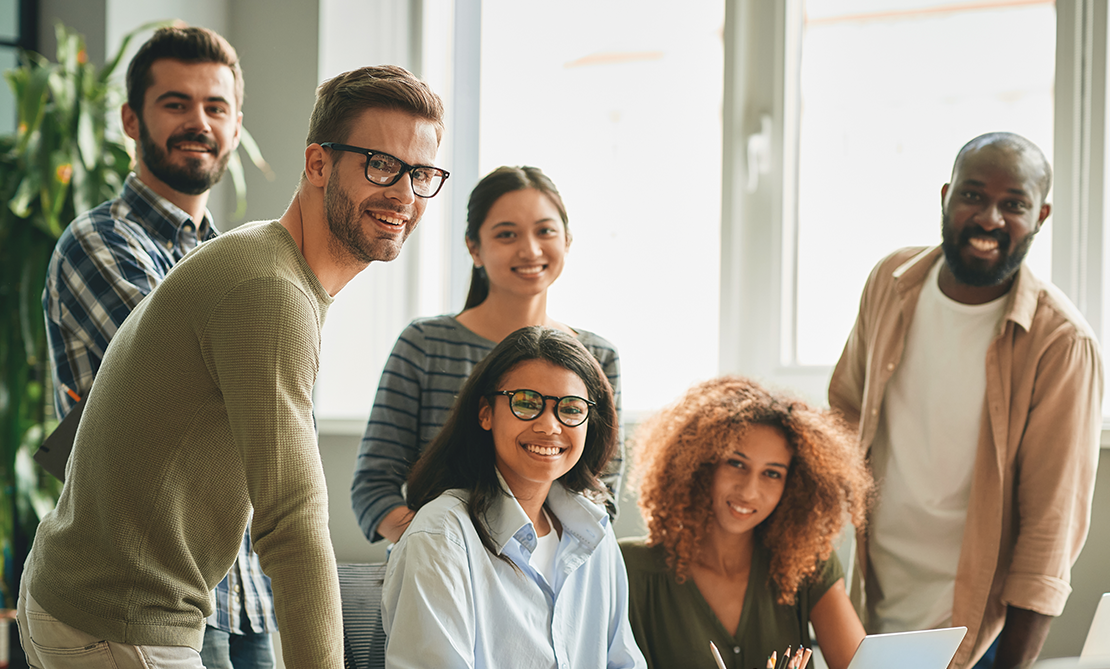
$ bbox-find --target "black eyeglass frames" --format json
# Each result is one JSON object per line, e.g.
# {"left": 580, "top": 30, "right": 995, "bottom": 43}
{"left": 319, "top": 142, "right": 450, "bottom": 198}
{"left": 489, "top": 389, "right": 596, "bottom": 428}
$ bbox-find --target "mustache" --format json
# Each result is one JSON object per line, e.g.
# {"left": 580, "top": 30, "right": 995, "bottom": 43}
{"left": 166, "top": 132, "right": 217, "bottom": 152}
{"left": 959, "top": 225, "right": 1010, "bottom": 249}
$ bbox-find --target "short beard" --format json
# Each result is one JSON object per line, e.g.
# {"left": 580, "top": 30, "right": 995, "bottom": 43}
{"left": 138, "top": 120, "right": 229, "bottom": 195}
{"left": 940, "top": 210, "right": 1035, "bottom": 287}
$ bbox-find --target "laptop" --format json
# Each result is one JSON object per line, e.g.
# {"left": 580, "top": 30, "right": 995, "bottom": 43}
{"left": 1081, "top": 593, "right": 1110, "bottom": 660}
{"left": 846, "top": 627, "right": 967, "bottom": 669}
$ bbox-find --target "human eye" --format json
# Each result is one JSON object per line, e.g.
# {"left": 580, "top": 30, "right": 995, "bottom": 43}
{"left": 207, "top": 105, "right": 227, "bottom": 116}
{"left": 726, "top": 458, "right": 745, "bottom": 470}
{"left": 763, "top": 469, "right": 783, "bottom": 480}
{"left": 494, "top": 229, "right": 517, "bottom": 240}
{"left": 961, "top": 191, "right": 981, "bottom": 202}
{"left": 511, "top": 391, "right": 543, "bottom": 412}
{"left": 367, "top": 155, "right": 401, "bottom": 174}
{"left": 1005, "top": 199, "right": 1030, "bottom": 212}
{"left": 538, "top": 225, "right": 560, "bottom": 237}
{"left": 557, "top": 399, "right": 586, "bottom": 416}
{"left": 410, "top": 168, "right": 434, "bottom": 186}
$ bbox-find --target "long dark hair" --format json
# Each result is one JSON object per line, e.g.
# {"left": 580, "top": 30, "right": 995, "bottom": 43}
{"left": 462, "top": 166, "right": 570, "bottom": 310}
{"left": 406, "top": 326, "right": 617, "bottom": 561}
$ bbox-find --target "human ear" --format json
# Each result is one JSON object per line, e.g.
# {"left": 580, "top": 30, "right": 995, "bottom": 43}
{"left": 1036, "top": 202, "right": 1051, "bottom": 231}
{"left": 121, "top": 104, "right": 140, "bottom": 142}
{"left": 478, "top": 397, "right": 492, "bottom": 430}
{"left": 466, "top": 237, "right": 483, "bottom": 268}
{"left": 304, "top": 144, "right": 329, "bottom": 188}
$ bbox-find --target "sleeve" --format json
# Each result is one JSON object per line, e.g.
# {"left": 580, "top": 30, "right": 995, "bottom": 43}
{"left": 590, "top": 337, "right": 626, "bottom": 521}
{"left": 43, "top": 221, "right": 169, "bottom": 417}
{"left": 351, "top": 322, "right": 430, "bottom": 542}
{"left": 806, "top": 550, "right": 846, "bottom": 613}
{"left": 606, "top": 533, "right": 649, "bottom": 669}
{"left": 382, "top": 525, "right": 477, "bottom": 669}
{"left": 828, "top": 261, "right": 882, "bottom": 429}
{"left": 1001, "top": 332, "right": 1103, "bottom": 616}
{"left": 205, "top": 278, "right": 343, "bottom": 669}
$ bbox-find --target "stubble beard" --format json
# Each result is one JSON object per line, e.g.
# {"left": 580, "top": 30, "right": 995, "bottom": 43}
{"left": 323, "top": 178, "right": 412, "bottom": 266}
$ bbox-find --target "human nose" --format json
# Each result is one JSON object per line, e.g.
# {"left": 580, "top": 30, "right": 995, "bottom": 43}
{"left": 518, "top": 233, "right": 542, "bottom": 258}
{"left": 974, "top": 202, "right": 1005, "bottom": 230}
{"left": 531, "top": 401, "right": 563, "bottom": 434}
{"left": 381, "top": 170, "right": 417, "bottom": 205}
{"left": 182, "top": 104, "right": 212, "bottom": 134}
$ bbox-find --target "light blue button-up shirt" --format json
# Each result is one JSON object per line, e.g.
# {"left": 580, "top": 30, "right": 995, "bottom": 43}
{"left": 382, "top": 477, "right": 646, "bottom": 669}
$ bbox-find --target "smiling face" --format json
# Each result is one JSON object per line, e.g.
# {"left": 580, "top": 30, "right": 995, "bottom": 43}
{"left": 124, "top": 59, "right": 242, "bottom": 197}
{"left": 709, "top": 423, "right": 793, "bottom": 539}
{"left": 479, "top": 359, "right": 588, "bottom": 501}
{"left": 467, "top": 188, "right": 569, "bottom": 299}
{"left": 323, "top": 108, "right": 439, "bottom": 265}
{"left": 940, "top": 144, "right": 1051, "bottom": 291}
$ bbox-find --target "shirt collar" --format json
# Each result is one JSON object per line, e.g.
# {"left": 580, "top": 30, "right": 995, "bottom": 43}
{"left": 892, "top": 244, "right": 1041, "bottom": 334}
{"left": 121, "top": 173, "right": 217, "bottom": 245}
{"left": 486, "top": 470, "right": 609, "bottom": 556}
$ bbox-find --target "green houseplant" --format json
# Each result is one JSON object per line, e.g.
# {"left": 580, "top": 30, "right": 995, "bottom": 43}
{"left": 0, "top": 21, "right": 271, "bottom": 611}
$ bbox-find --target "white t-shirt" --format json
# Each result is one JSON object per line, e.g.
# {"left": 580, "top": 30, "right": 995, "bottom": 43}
{"left": 869, "top": 258, "right": 1007, "bottom": 633}
{"left": 531, "top": 506, "right": 560, "bottom": 585}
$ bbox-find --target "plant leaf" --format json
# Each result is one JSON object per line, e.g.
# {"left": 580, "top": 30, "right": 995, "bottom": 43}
{"left": 227, "top": 150, "right": 247, "bottom": 220}
{"left": 238, "top": 127, "right": 275, "bottom": 180}
{"left": 77, "top": 108, "right": 97, "bottom": 171}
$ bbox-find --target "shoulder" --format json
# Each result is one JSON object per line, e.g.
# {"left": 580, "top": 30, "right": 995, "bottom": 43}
{"left": 399, "top": 491, "right": 474, "bottom": 551}
{"left": 574, "top": 328, "right": 620, "bottom": 362}
{"left": 55, "top": 199, "right": 143, "bottom": 257}
{"left": 618, "top": 537, "right": 670, "bottom": 576}
{"left": 1024, "top": 271, "right": 1100, "bottom": 345}
{"left": 867, "top": 246, "right": 935, "bottom": 287}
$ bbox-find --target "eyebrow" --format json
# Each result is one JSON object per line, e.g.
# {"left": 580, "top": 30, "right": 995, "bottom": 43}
{"left": 489, "top": 218, "right": 558, "bottom": 230}
{"left": 730, "top": 450, "right": 790, "bottom": 470}
{"left": 154, "top": 91, "right": 232, "bottom": 106}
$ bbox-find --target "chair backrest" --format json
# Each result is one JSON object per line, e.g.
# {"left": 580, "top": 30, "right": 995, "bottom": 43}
{"left": 338, "top": 562, "right": 388, "bottom": 669}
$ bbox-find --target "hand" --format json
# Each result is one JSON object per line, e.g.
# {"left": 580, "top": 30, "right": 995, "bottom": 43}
{"left": 378, "top": 505, "right": 415, "bottom": 544}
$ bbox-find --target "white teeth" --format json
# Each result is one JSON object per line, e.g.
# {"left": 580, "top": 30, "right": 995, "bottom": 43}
{"left": 525, "top": 444, "right": 561, "bottom": 456}
{"left": 515, "top": 265, "right": 544, "bottom": 275}
{"left": 727, "top": 501, "right": 754, "bottom": 515}
{"left": 968, "top": 237, "right": 998, "bottom": 252}
{"left": 372, "top": 213, "right": 404, "bottom": 226}
{"left": 174, "top": 143, "right": 210, "bottom": 152}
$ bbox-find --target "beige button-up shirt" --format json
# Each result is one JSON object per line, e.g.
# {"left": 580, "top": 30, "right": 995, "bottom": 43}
{"left": 829, "top": 246, "right": 1103, "bottom": 669}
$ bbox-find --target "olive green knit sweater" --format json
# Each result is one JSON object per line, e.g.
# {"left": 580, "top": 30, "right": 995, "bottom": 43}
{"left": 26, "top": 220, "right": 342, "bottom": 669}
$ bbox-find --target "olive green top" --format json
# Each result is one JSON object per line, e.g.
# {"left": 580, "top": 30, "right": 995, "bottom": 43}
{"left": 619, "top": 538, "right": 843, "bottom": 669}
{"left": 26, "top": 220, "right": 342, "bottom": 669}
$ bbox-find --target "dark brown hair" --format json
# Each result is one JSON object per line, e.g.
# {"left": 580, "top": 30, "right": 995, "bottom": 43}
{"left": 126, "top": 26, "right": 243, "bottom": 118}
{"left": 305, "top": 65, "right": 445, "bottom": 147}
{"left": 632, "top": 376, "right": 873, "bottom": 605}
{"left": 463, "top": 166, "right": 569, "bottom": 309}
{"left": 406, "top": 326, "right": 617, "bottom": 563}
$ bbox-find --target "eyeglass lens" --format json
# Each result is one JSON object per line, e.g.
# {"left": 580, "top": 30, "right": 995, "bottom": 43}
{"left": 365, "top": 153, "right": 445, "bottom": 197}
{"left": 506, "top": 390, "right": 590, "bottom": 427}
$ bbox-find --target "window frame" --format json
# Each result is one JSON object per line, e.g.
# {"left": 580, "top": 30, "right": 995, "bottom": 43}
{"left": 720, "top": 0, "right": 1110, "bottom": 418}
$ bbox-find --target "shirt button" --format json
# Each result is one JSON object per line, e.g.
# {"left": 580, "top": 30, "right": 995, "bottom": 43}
{"left": 733, "top": 646, "right": 740, "bottom": 653}
{"left": 165, "top": 240, "right": 173, "bottom": 250}
{"left": 871, "top": 408, "right": 878, "bottom": 416}
{"left": 184, "top": 223, "right": 193, "bottom": 232}
{"left": 886, "top": 362, "right": 895, "bottom": 370}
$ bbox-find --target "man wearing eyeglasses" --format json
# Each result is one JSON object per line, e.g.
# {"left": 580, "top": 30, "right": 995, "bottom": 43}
{"left": 829, "top": 132, "right": 1102, "bottom": 669}
{"left": 20, "top": 64, "right": 446, "bottom": 669}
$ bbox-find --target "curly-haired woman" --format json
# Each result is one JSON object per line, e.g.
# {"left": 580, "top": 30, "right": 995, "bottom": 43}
{"left": 620, "top": 376, "right": 873, "bottom": 669}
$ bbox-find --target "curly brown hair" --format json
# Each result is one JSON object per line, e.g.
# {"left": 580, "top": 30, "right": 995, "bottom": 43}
{"left": 631, "top": 376, "right": 873, "bottom": 605}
